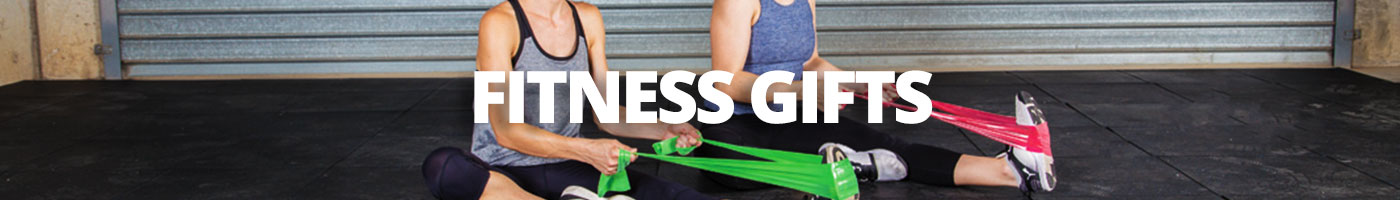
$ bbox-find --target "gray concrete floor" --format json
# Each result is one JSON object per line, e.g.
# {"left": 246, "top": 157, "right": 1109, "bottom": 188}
{"left": 0, "top": 69, "right": 1397, "bottom": 199}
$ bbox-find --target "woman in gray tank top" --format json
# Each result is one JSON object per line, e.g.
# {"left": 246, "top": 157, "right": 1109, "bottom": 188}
{"left": 421, "top": 0, "right": 712, "bottom": 199}
{"left": 700, "top": 0, "right": 1059, "bottom": 194}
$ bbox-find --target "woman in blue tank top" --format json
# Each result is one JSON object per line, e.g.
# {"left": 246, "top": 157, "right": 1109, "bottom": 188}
{"left": 420, "top": 0, "right": 712, "bottom": 199}
{"left": 700, "top": 0, "right": 1058, "bottom": 194}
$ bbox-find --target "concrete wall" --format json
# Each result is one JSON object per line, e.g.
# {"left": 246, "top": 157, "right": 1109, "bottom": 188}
{"left": 36, "top": 0, "right": 103, "bottom": 80}
{"left": 1354, "top": 0, "right": 1400, "bottom": 68}
{"left": 1, "top": 0, "right": 39, "bottom": 86}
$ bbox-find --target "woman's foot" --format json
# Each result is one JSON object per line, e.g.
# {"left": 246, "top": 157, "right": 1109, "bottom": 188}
{"left": 819, "top": 143, "right": 908, "bottom": 182}
{"left": 559, "top": 186, "right": 634, "bottom": 200}
{"left": 813, "top": 146, "right": 860, "bottom": 200}
{"left": 1006, "top": 91, "right": 1056, "bottom": 192}
{"left": 1008, "top": 91, "right": 1058, "bottom": 191}
{"left": 1000, "top": 146, "right": 1056, "bottom": 192}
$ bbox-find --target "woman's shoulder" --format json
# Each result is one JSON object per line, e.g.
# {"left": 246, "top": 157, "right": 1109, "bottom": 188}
{"left": 715, "top": 0, "right": 755, "bottom": 5}
{"left": 713, "top": 0, "right": 760, "bottom": 18}
{"left": 570, "top": 1, "right": 602, "bottom": 22}
{"left": 570, "top": 1, "right": 606, "bottom": 40}
{"left": 482, "top": 2, "right": 517, "bottom": 25}
{"left": 477, "top": 1, "right": 521, "bottom": 57}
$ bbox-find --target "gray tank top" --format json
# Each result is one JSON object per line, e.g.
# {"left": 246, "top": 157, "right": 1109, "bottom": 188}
{"left": 473, "top": 0, "right": 590, "bottom": 167}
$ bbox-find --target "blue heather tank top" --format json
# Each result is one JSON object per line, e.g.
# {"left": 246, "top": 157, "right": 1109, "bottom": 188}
{"left": 472, "top": 0, "right": 590, "bottom": 167}
{"left": 705, "top": 0, "right": 816, "bottom": 115}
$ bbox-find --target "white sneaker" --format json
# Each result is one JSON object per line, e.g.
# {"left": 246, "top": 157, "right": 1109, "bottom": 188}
{"left": 1007, "top": 91, "right": 1056, "bottom": 192}
{"left": 560, "top": 186, "right": 635, "bottom": 200}
{"left": 811, "top": 146, "right": 862, "bottom": 200}
{"left": 819, "top": 143, "right": 907, "bottom": 182}
{"left": 1014, "top": 91, "right": 1047, "bottom": 128}
{"left": 1002, "top": 145, "right": 1055, "bottom": 192}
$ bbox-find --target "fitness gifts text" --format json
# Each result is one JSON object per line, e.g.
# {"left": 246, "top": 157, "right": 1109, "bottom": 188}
{"left": 474, "top": 71, "right": 941, "bottom": 124}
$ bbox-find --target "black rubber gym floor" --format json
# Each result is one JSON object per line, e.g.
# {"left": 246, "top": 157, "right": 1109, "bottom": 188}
{"left": 1, "top": 69, "right": 1397, "bottom": 199}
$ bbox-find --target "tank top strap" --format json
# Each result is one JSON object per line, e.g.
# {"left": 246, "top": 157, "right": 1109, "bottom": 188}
{"left": 508, "top": 0, "right": 532, "bottom": 64}
{"left": 566, "top": 1, "right": 590, "bottom": 72}
{"left": 506, "top": 0, "right": 535, "bottom": 40}
{"left": 566, "top": 2, "right": 587, "bottom": 39}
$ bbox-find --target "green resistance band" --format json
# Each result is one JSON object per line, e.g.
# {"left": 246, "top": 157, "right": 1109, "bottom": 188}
{"left": 597, "top": 133, "right": 860, "bottom": 199}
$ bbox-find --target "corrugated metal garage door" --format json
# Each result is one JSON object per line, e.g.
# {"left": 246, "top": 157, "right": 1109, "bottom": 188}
{"left": 117, "top": 0, "right": 1336, "bottom": 78}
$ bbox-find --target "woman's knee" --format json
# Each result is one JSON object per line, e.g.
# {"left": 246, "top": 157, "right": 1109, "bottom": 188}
{"left": 424, "top": 147, "right": 462, "bottom": 176}
{"left": 422, "top": 147, "right": 493, "bottom": 199}
{"left": 423, "top": 147, "right": 472, "bottom": 176}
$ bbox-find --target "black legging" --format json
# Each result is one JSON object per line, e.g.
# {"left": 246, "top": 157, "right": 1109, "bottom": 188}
{"left": 422, "top": 147, "right": 716, "bottom": 200}
{"left": 696, "top": 114, "right": 964, "bottom": 189}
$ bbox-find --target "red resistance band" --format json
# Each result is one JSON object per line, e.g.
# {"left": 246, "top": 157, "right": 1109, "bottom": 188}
{"left": 850, "top": 93, "right": 1052, "bottom": 156}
